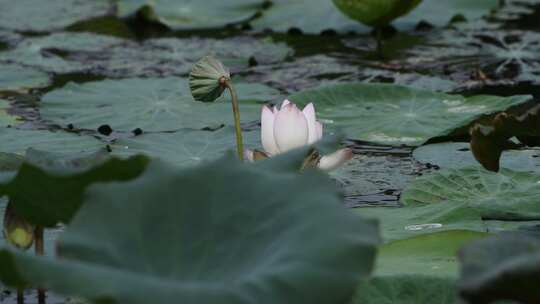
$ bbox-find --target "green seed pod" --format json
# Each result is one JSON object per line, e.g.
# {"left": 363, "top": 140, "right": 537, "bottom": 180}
{"left": 189, "top": 56, "right": 231, "bottom": 102}
{"left": 332, "top": 0, "right": 423, "bottom": 27}
{"left": 3, "top": 201, "right": 34, "bottom": 250}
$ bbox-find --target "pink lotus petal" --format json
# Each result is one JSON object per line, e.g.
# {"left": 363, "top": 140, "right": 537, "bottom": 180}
{"left": 273, "top": 103, "right": 309, "bottom": 153}
{"left": 281, "top": 99, "right": 291, "bottom": 109}
{"left": 302, "top": 103, "right": 318, "bottom": 144}
{"left": 261, "top": 105, "right": 279, "bottom": 155}
{"left": 318, "top": 148, "right": 353, "bottom": 171}
{"left": 316, "top": 121, "right": 323, "bottom": 141}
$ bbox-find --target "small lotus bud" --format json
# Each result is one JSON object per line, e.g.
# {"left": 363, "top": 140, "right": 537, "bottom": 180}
{"left": 189, "top": 56, "right": 231, "bottom": 102}
{"left": 3, "top": 201, "right": 34, "bottom": 250}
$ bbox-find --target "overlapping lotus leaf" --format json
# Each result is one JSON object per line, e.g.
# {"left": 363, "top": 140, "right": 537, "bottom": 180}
{"left": 289, "top": 83, "right": 530, "bottom": 145}
{"left": 0, "top": 0, "right": 114, "bottom": 32}
{"left": 41, "top": 77, "right": 279, "bottom": 132}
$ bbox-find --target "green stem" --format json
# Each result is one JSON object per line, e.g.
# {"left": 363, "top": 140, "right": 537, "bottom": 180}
{"left": 34, "top": 227, "right": 45, "bottom": 304}
{"left": 223, "top": 80, "right": 244, "bottom": 160}
{"left": 17, "top": 288, "right": 24, "bottom": 304}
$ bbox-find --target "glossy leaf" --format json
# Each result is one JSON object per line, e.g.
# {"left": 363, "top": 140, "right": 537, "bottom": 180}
{"left": 288, "top": 83, "right": 530, "bottom": 145}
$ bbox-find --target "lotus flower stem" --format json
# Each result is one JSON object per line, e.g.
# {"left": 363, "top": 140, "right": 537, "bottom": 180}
{"left": 220, "top": 77, "right": 244, "bottom": 160}
{"left": 34, "top": 227, "right": 45, "bottom": 304}
{"left": 17, "top": 288, "right": 23, "bottom": 304}
{"left": 375, "top": 27, "right": 383, "bottom": 59}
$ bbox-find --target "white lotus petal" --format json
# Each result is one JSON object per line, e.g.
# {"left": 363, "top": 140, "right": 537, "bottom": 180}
{"left": 303, "top": 103, "right": 318, "bottom": 144}
{"left": 318, "top": 148, "right": 353, "bottom": 171}
{"left": 261, "top": 105, "right": 279, "bottom": 155}
{"left": 274, "top": 103, "right": 309, "bottom": 153}
{"left": 281, "top": 99, "right": 291, "bottom": 109}
{"left": 316, "top": 121, "right": 323, "bottom": 140}
{"left": 244, "top": 149, "right": 254, "bottom": 162}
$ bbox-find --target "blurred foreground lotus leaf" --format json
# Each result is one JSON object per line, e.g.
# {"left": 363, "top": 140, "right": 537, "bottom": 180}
{"left": 332, "top": 0, "right": 423, "bottom": 27}
{"left": 0, "top": 154, "right": 379, "bottom": 304}
{"left": 459, "top": 233, "right": 540, "bottom": 304}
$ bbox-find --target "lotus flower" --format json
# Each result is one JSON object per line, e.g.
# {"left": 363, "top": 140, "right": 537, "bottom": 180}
{"left": 245, "top": 100, "right": 353, "bottom": 171}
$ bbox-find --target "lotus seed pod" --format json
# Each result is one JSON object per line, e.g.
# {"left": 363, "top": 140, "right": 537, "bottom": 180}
{"left": 332, "top": 0, "right": 423, "bottom": 27}
{"left": 3, "top": 201, "right": 34, "bottom": 250}
{"left": 189, "top": 56, "right": 231, "bottom": 102}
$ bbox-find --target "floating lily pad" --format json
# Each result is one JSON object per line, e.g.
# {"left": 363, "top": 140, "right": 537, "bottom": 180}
{"left": 0, "top": 0, "right": 114, "bottom": 33}
{"left": 404, "top": 29, "right": 540, "bottom": 84}
{"left": 0, "top": 63, "right": 51, "bottom": 92}
{"left": 359, "top": 68, "right": 461, "bottom": 92}
{"left": 413, "top": 142, "right": 540, "bottom": 173}
{"left": 0, "top": 128, "right": 103, "bottom": 155}
{"left": 0, "top": 155, "right": 379, "bottom": 304}
{"left": 288, "top": 83, "right": 531, "bottom": 145}
{"left": 85, "top": 36, "right": 292, "bottom": 78}
{"left": 111, "top": 127, "right": 260, "bottom": 168}
{"left": 251, "top": 0, "right": 368, "bottom": 34}
{"left": 395, "top": 0, "right": 499, "bottom": 29}
{"left": 0, "top": 32, "right": 125, "bottom": 73}
{"left": 377, "top": 230, "right": 487, "bottom": 277}
{"left": 118, "top": 0, "right": 266, "bottom": 30}
{"left": 0, "top": 100, "right": 21, "bottom": 127}
{"left": 401, "top": 167, "right": 540, "bottom": 221}
{"left": 246, "top": 55, "right": 362, "bottom": 93}
{"left": 352, "top": 275, "right": 457, "bottom": 304}
{"left": 41, "top": 77, "right": 279, "bottom": 132}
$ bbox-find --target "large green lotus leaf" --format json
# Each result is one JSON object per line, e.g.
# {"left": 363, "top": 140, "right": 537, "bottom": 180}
{"left": 0, "top": 64, "right": 51, "bottom": 92}
{"left": 0, "top": 128, "right": 103, "bottom": 155}
{"left": 401, "top": 167, "right": 540, "bottom": 221}
{"left": 0, "top": 148, "right": 149, "bottom": 227}
{"left": 111, "top": 127, "right": 260, "bottom": 168}
{"left": 118, "top": 0, "right": 266, "bottom": 30}
{"left": 288, "top": 83, "right": 531, "bottom": 145}
{"left": 394, "top": 0, "right": 499, "bottom": 29}
{"left": 377, "top": 230, "right": 487, "bottom": 277}
{"left": 404, "top": 29, "right": 540, "bottom": 85}
{"left": 414, "top": 142, "right": 540, "bottom": 173}
{"left": 250, "top": 0, "right": 369, "bottom": 34}
{"left": 0, "top": 33, "right": 126, "bottom": 74}
{"left": 41, "top": 77, "right": 279, "bottom": 132}
{"left": 0, "top": 100, "right": 21, "bottom": 127}
{"left": 356, "top": 201, "right": 540, "bottom": 242}
{"left": 352, "top": 275, "right": 457, "bottom": 304}
{"left": 0, "top": 0, "right": 113, "bottom": 32}
{"left": 459, "top": 233, "right": 540, "bottom": 304}
{"left": 246, "top": 55, "right": 363, "bottom": 93}
{"left": 0, "top": 155, "right": 379, "bottom": 304}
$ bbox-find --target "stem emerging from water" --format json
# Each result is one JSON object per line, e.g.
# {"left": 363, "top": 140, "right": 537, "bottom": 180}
{"left": 34, "top": 227, "right": 45, "bottom": 304}
{"left": 221, "top": 78, "right": 244, "bottom": 161}
{"left": 375, "top": 27, "right": 383, "bottom": 59}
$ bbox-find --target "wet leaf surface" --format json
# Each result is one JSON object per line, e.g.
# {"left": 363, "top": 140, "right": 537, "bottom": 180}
{"left": 0, "top": 64, "right": 51, "bottom": 93}
{"left": 0, "top": 0, "right": 114, "bottom": 33}
{"left": 289, "top": 83, "right": 531, "bottom": 145}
